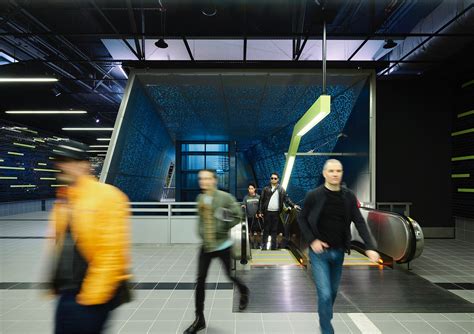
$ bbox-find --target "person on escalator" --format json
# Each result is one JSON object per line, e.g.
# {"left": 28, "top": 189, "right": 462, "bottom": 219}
{"left": 297, "top": 159, "right": 380, "bottom": 334}
{"left": 241, "top": 183, "right": 261, "bottom": 248}
{"left": 183, "top": 169, "right": 250, "bottom": 334}
{"left": 257, "top": 172, "right": 300, "bottom": 250}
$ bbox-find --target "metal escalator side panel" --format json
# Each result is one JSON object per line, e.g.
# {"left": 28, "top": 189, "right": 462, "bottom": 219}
{"left": 231, "top": 222, "right": 242, "bottom": 260}
{"left": 230, "top": 218, "right": 252, "bottom": 262}
{"left": 407, "top": 217, "right": 424, "bottom": 261}
{"left": 358, "top": 209, "right": 411, "bottom": 263}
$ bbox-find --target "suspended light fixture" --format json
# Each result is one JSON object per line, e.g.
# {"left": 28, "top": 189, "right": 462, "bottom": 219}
{"left": 155, "top": 38, "right": 168, "bottom": 49}
{"left": 281, "top": 19, "right": 331, "bottom": 190}
{"left": 383, "top": 39, "right": 398, "bottom": 49}
{"left": 155, "top": 2, "right": 168, "bottom": 49}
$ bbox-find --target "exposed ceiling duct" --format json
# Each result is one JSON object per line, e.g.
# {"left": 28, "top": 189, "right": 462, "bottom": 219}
{"left": 384, "top": 1, "right": 474, "bottom": 75}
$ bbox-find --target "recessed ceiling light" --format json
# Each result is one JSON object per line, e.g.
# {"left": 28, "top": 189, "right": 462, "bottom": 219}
{"left": 62, "top": 128, "right": 114, "bottom": 131}
{"left": 0, "top": 78, "right": 58, "bottom": 82}
{"left": 5, "top": 110, "right": 87, "bottom": 114}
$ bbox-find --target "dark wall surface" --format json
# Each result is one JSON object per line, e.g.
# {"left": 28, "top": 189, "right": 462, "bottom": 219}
{"left": 451, "top": 78, "right": 474, "bottom": 219}
{"left": 376, "top": 77, "right": 453, "bottom": 227}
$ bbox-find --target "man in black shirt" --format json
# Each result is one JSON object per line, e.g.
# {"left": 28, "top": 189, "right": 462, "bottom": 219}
{"left": 297, "top": 159, "right": 380, "bottom": 334}
{"left": 258, "top": 173, "right": 299, "bottom": 250}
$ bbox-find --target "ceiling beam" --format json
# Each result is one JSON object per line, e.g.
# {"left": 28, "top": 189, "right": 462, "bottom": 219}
{"left": 347, "top": 0, "right": 381, "bottom": 62}
{"left": 0, "top": 5, "right": 22, "bottom": 29}
{"left": 8, "top": 58, "right": 448, "bottom": 65}
{"left": 89, "top": 0, "right": 141, "bottom": 61}
{"left": 347, "top": 38, "right": 369, "bottom": 61}
{"left": 1, "top": 32, "right": 473, "bottom": 38}
{"left": 294, "top": 0, "right": 306, "bottom": 60}
{"left": 294, "top": 35, "right": 308, "bottom": 61}
{"left": 243, "top": 37, "right": 247, "bottom": 62}
{"left": 0, "top": 36, "right": 118, "bottom": 105}
{"left": 141, "top": 3, "right": 146, "bottom": 60}
{"left": 379, "top": 4, "right": 474, "bottom": 76}
{"left": 8, "top": 1, "right": 124, "bottom": 102}
{"left": 126, "top": 0, "right": 143, "bottom": 60}
{"left": 182, "top": 36, "right": 194, "bottom": 61}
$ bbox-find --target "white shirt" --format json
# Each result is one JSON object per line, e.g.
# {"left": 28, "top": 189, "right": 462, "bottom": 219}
{"left": 267, "top": 186, "right": 280, "bottom": 212}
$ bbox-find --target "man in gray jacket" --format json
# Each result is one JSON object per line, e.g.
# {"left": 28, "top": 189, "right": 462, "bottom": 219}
{"left": 184, "top": 169, "right": 249, "bottom": 334}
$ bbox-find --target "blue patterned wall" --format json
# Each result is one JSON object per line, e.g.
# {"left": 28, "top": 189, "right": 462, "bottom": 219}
{"left": 139, "top": 72, "right": 371, "bottom": 203}
{"left": 106, "top": 81, "right": 175, "bottom": 201}
{"left": 246, "top": 79, "right": 369, "bottom": 203}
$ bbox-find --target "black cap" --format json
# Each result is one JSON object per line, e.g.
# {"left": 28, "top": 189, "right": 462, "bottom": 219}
{"left": 51, "top": 140, "right": 90, "bottom": 161}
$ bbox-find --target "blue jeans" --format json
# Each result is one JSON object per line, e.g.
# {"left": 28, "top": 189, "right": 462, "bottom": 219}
{"left": 309, "top": 248, "right": 345, "bottom": 334}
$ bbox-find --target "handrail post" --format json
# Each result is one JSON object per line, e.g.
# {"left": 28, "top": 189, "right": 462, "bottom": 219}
{"left": 168, "top": 203, "right": 172, "bottom": 244}
{"left": 241, "top": 217, "right": 248, "bottom": 265}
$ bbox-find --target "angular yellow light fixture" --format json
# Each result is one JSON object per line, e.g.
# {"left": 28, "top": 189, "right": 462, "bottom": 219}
{"left": 281, "top": 95, "right": 331, "bottom": 190}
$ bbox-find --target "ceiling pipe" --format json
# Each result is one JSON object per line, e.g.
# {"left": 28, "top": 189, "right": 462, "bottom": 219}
{"left": 384, "top": 2, "right": 474, "bottom": 74}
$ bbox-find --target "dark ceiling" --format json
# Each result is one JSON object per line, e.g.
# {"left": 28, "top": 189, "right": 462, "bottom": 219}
{"left": 0, "top": 0, "right": 473, "bottom": 145}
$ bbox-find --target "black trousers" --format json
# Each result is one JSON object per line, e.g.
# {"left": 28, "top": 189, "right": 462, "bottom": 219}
{"left": 195, "top": 246, "right": 247, "bottom": 315}
{"left": 263, "top": 211, "right": 280, "bottom": 249}
{"left": 247, "top": 216, "right": 262, "bottom": 233}
{"left": 55, "top": 292, "right": 114, "bottom": 334}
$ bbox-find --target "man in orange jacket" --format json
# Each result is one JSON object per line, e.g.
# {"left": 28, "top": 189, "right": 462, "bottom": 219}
{"left": 48, "top": 140, "right": 131, "bottom": 334}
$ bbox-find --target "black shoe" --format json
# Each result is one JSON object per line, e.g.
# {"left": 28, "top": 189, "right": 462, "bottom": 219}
{"left": 239, "top": 288, "right": 250, "bottom": 311}
{"left": 183, "top": 314, "right": 206, "bottom": 334}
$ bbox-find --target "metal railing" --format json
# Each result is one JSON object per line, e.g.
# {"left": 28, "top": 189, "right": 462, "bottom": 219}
{"left": 130, "top": 202, "right": 251, "bottom": 263}
{"left": 130, "top": 202, "right": 196, "bottom": 216}
{"left": 160, "top": 187, "right": 176, "bottom": 202}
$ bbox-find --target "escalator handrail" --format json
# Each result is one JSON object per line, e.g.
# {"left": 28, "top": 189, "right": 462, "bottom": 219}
{"left": 240, "top": 217, "right": 248, "bottom": 264}
{"left": 359, "top": 206, "right": 423, "bottom": 263}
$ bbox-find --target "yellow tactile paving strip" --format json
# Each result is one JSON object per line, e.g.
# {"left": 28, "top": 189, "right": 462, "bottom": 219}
{"left": 250, "top": 249, "right": 302, "bottom": 267}
{"left": 343, "top": 252, "right": 380, "bottom": 266}
{"left": 249, "top": 249, "right": 382, "bottom": 268}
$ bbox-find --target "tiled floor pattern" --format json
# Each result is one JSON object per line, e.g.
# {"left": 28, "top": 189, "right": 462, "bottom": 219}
{"left": 0, "top": 213, "right": 473, "bottom": 333}
{"left": 232, "top": 266, "right": 474, "bottom": 313}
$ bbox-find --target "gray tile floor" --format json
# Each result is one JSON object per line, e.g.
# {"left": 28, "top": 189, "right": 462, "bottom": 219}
{"left": 0, "top": 212, "right": 473, "bottom": 333}
{"left": 409, "top": 239, "right": 474, "bottom": 304}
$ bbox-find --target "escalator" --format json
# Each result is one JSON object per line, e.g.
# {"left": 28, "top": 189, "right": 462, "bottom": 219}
{"left": 233, "top": 207, "right": 424, "bottom": 269}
